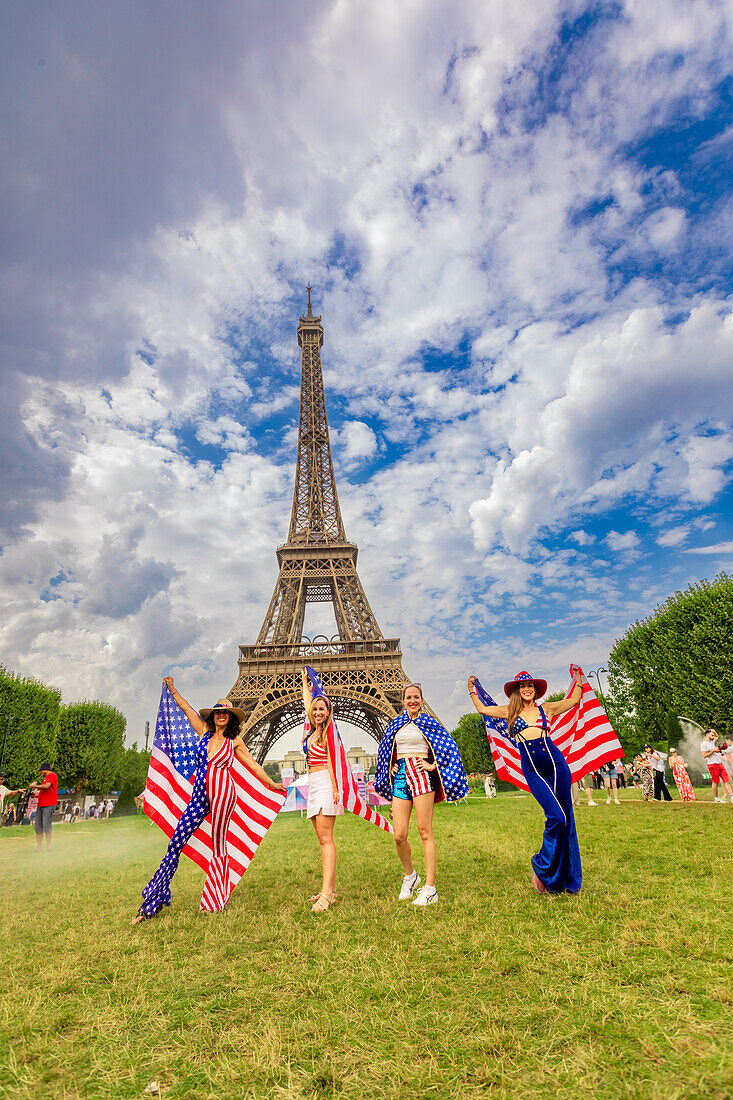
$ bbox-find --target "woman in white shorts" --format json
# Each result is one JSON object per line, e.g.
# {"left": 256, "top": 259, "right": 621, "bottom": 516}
{"left": 302, "top": 669, "right": 343, "bottom": 912}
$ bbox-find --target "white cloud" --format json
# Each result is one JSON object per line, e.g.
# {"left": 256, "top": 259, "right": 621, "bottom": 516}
{"left": 656, "top": 525, "right": 691, "bottom": 547}
{"left": 333, "top": 420, "right": 378, "bottom": 466}
{"left": 684, "top": 541, "right": 733, "bottom": 554}
{"left": 569, "top": 531, "right": 595, "bottom": 546}
{"left": 605, "top": 531, "right": 641, "bottom": 552}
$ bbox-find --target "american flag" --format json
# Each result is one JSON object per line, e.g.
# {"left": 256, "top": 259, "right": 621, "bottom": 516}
{"left": 304, "top": 666, "right": 393, "bottom": 835}
{"left": 475, "top": 666, "right": 623, "bottom": 792}
{"left": 143, "top": 686, "right": 286, "bottom": 885}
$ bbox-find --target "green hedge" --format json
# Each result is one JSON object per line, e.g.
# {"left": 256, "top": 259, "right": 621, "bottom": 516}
{"left": 56, "top": 702, "right": 126, "bottom": 792}
{"left": 0, "top": 666, "right": 61, "bottom": 785}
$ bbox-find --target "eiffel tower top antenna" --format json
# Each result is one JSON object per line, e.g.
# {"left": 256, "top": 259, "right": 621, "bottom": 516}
{"left": 306, "top": 284, "right": 313, "bottom": 317}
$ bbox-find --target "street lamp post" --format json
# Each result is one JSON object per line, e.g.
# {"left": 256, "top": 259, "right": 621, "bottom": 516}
{"left": 588, "top": 668, "right": 613, "bottom": 720}
{"left": 0, "top": 712, "right": 17, "bottom": 775}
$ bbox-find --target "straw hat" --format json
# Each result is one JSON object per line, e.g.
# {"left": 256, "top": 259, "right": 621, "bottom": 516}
{"left": 503, "top": 671, "right": 548, "bottom": 699}
{"left": 199, "top": 698, "right": 247, "bottom": 722}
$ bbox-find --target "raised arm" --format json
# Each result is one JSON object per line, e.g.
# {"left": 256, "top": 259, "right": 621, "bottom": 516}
{"left": 301, "top": 668, "right": 313, "bottom": 713}
{"left": 544, "top": 668, "right": 583, "bottom": 718}
{"left": 163, "top": 676, "right": 207, "bottom": 737}
{"left": 232, "top": 739, "right": 286, "bottom": 792}
{"left": 467, "top": 676, "right": 509, "bottom": 719}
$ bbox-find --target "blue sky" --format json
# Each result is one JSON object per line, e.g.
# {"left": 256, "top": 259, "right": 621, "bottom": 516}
{"left": 0, "top": 0, "right": 731, "bottom": 754}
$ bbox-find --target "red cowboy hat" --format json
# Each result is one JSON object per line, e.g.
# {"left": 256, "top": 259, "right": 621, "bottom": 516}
{"left": 503, "top": 671, "right": 548, "bottom": 699}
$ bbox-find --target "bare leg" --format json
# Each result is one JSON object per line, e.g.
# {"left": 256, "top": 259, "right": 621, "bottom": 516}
{"left": 391, "top": 797, "right": 415, "bottom": 875}
{"left": 312, "top": 813, "right": 337, "bottom": 901}
{"left": 413, "top": 792, "right": 437, "bottom": 888}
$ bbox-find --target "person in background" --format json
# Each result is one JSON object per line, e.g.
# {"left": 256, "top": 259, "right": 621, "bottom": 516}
{"left": 28, "top": 763, "right": 58, "bottom": 851}
{"left": 71, "top": 803, "right": 80, "bottom": 824}
{"left": 106, "top": 797, "right": 115, "bottom": 818}
{"left": 600, "top": 761, "right": 621, "bottom": 805}
{"left": 614, "top": 759, "right": 627, "bottom": 789}
{"left": 635, "top": 753, "right": 654, "bottom": 801}
{"left": 0, "top": 775, "right": 25, "bottom": 815}
{"left": 0, "top": 775, "right": 12, "bottom": 814}
{"left": 700, "top": 729, "right": 733, "bottom": 804}
{"left": 571, "top": 777, "right": 597, "bottom": 807}
{"left": 646, "top": 745, "right": 672, "bottom": 801}
{"left": 484, "top": 773, "right": 496, "bottom": 798}
{"left": 668, "top": 748, "right": 695, "bottom": 802}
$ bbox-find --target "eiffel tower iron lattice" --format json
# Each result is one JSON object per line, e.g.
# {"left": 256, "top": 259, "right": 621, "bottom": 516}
{"left": 228, "top": 289, "right": 439, "bottom": 762}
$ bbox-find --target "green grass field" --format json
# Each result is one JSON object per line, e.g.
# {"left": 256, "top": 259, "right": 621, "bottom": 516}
{"left": 1, "top": 792, "right": 731, "bottom": 1100}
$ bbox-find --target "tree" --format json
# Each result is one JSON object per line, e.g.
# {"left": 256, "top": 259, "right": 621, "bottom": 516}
{"left": 609, "top": 572, "right": 733, "bottom": 751}
{"left": 0, "top": 666, "right": 61, "bottom": 785}
{"left": 263, "top": 761, "right": 281, "bottom": 784}
{"left": 55, "top": 702, "right": 126, "bottom": 793}
{"left": 112, "top": 743, "right": 151, "bottom": 812}
{"left": 451, "top": 712, "right": 495, "bottom": 775}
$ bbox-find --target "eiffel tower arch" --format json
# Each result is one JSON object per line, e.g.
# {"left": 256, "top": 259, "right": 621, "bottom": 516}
{"left": 228, "top": 289, "right": 439, "bottom": 762}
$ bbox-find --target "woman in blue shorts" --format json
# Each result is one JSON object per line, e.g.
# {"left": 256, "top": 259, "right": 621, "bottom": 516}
{"left": 375, "top": 683, "right": 468, "bottom": 907}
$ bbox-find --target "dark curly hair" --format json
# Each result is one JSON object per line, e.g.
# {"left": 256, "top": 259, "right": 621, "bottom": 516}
{"left": 204, "top": 712, "right": 240, "bottom": 740}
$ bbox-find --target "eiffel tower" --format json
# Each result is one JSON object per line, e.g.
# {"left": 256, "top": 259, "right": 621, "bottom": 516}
{"left": 229, "top": 289, "right": 436, "bottom": 762}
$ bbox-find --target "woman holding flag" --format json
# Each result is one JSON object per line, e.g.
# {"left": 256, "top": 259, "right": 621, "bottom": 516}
{"left": 133, "top": 678, "right": 286, "bottom": 924}
{"left": 302, "top": 668, "right": 343, "bottom": 912}
{"left": 468, "top": 669, "right": 586, "bottom": 895}
{"left": 302, "top": 667, "right": 393, "bottom": 913}
{"left": 375, "top": 683, "right": 468, "bottom": 907}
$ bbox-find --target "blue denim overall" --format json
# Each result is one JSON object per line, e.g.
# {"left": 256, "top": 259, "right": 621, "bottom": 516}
{"left": 513, "top": 707, "right": 582, "bottom": 894}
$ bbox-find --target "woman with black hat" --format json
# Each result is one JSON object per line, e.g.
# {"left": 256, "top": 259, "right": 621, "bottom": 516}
{"left": 133, "top": 678, "right": 285, "bottom": 923}
{"left": 468, "top": 669, "right": 584, "bottom": 894}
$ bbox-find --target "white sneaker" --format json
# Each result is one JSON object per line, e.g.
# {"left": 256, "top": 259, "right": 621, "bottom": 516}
{"left": 714, "top": 797, "right": 723, "bottom": 803}
{"left": 614, "top": 798, "right": 620, "bottom": 804}
{"left": 412, "top": 885, "right": 438, "bottom": 906}
{"left": 587, "top": 800, "right": 597, "bottom": 806}
{"left": 606, "top": 798, "right": 611, "bottom": 804}
{"left": 398, "top": 870, "right": 420, "bottom": 900}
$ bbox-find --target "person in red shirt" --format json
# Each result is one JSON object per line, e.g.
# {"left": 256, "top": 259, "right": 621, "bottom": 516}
{"left": 28, "top": 763, "right": 58, "bottom": 851}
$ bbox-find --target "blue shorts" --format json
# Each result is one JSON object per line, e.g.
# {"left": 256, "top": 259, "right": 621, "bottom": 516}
{"left": 392, "top": 758, "right": 432, "bottom": 801}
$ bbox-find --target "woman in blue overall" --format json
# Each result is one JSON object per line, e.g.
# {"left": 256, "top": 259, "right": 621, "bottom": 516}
{"left": 468, "top": 669, "right": 583, "bottom": 894}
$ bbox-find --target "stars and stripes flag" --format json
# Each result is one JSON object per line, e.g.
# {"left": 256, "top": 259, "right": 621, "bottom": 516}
{"left": 143, "top": 685, "right": 286, "bottom": 885}
{"left": 304, "top": 665, "right": 393, "bottom": 835}
{"left": 474, "top": 666, "right": 623, "bottom": 792}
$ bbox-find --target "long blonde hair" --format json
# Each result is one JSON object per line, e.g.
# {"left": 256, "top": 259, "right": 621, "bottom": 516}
{"left": 308, "top": 696, "right": 332, "bottom": 745}
{"left": 507, "top": 684, "right": 533, "bottom": 734}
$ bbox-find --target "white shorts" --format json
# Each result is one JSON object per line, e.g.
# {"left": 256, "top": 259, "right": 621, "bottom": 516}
{"left": 307, "top": 768, "right": 344, "bottom": 819}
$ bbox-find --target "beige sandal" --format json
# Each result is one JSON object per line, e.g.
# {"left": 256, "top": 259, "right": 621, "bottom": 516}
{"left": 309, "top": 891, "right": 338, "bottom": 905}
{"left": 310, "top": 892, "right": 331, "bottom": 912}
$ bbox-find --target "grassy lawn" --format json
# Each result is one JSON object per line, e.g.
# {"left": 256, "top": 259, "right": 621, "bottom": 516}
{"left": 0, "top": 791, "right": 731, "bottom": 1100}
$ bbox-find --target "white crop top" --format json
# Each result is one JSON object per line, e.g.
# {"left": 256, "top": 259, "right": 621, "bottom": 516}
{"left": 396, "top": 721, "right": 430, "bottom": 757}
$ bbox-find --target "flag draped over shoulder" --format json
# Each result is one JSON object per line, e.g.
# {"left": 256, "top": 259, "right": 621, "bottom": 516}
{"left": 474, "top": 667, "right": 623, "bottom": 792}
{"left": 143, "top": 686, "right": 286, "bottom": 884}
{"left": 304, "top": 665, "right": 393, "bottom": 835}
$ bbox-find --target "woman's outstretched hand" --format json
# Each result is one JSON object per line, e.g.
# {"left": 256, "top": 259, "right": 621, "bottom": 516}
{"left": 301, "top": 669, "right": 310, "bottom": 685}
{"left": 163, "top": 676, "right": 175, "bottom": 693}
{"left": 468, "top": 675, "right": 476, "bottom": 692}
